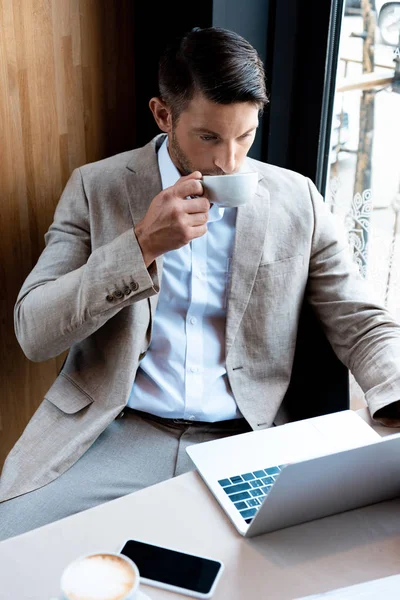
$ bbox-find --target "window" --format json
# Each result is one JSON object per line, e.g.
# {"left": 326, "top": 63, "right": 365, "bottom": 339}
{"left": 325, "top": 0, "right": 400, "bottom": 406}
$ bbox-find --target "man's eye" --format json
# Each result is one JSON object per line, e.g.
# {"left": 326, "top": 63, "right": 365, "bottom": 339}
{"left": 200, "top": 135, "right": 217, "bottom": 142}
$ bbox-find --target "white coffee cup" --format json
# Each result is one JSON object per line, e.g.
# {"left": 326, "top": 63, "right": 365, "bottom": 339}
{"left": 201, "top": 171, "right": 259, "bottom": 208}
{"left": 60, "top": 552, "right": 140, "bottom": 600}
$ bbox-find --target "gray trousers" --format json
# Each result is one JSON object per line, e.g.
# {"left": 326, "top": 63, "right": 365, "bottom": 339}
{"left": 0, "top": 409, "right": 251, "bottom": 541}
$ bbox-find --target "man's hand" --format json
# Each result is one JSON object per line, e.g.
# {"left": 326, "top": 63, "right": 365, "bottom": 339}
{"left": 134, "top": 172, "right": 210, "bottom": 267}
{"left": 373, "top": 400, "right": 400, "bottom": 428}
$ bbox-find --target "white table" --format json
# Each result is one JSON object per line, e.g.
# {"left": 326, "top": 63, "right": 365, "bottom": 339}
{"left": 1, "top": 408, "right": 400, "bottom": 600}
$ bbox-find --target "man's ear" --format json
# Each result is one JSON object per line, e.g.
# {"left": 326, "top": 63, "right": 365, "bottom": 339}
{"left": 149, "top": 97, "right": 172, "bottom": 132}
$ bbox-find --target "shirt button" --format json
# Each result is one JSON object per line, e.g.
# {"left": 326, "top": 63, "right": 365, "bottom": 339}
{"left": 190, "top": 366, "right": 199, "bottom": 373}
{"left": 189, "top": 317, "right": 197, "bottom": 325}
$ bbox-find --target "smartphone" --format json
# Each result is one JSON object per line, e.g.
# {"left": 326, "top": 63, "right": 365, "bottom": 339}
{"left": 120, "top": 538, "right": 224, "bottom": 598}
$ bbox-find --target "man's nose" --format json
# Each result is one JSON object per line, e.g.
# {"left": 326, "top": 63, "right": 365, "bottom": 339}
{"left": 213, "top": 144, "right": 237, "bottom": 174}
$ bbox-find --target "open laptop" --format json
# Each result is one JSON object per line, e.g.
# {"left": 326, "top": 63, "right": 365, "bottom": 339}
{"left": 186, "top": 410, "right": 400, "bottom": 537}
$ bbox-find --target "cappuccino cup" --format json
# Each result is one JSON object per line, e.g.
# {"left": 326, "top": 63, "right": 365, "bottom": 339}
{"left": 201, "top": 171, "right": 258, "bottom": 208}
{"left": 60, "top": 552, "right": 140, "bottom": 600}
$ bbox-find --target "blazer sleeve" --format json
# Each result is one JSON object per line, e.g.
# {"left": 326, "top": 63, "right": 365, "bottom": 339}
{"left": 305, "top": 177, "right": 400, "bottom": 418}
{"left": 14, "top": 168, "right": 159, "bottom": 362}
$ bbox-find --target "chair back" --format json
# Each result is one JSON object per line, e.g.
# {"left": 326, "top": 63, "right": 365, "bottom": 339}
{"left": 282, "top": 300, "right": 350, "bottom": 422}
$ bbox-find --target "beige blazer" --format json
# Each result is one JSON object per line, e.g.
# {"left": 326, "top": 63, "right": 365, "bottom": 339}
{"left": 2, "top": 134, "right": 400, "bottom": 503}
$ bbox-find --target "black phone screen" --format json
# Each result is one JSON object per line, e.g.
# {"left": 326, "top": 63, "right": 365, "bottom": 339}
{"left": 120, "top": 539, "right": 222, "bottom": 594}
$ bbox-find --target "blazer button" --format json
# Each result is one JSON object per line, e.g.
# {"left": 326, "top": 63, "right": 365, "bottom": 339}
{"left": 123, "top": 287, "right": 132, "bottom": 296}
{"left": 113, "top": 289, "right": 124, "bottom": 299}
{"left": 130, "top": 280, "right": 139, "bottom": 291}
{"left": 106, "top": 294, "right": 114, "bottom": 302}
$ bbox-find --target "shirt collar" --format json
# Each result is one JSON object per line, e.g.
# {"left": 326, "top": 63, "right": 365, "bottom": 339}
{"left": 157, "top": 136, "right": 225, "bottom": 223}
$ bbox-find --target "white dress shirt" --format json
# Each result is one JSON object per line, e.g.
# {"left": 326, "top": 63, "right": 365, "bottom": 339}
{"left": 127, "top": 137, "right": 242, "bottom": 421}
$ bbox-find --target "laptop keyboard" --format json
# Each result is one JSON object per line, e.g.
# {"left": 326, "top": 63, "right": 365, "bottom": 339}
{"left": 218, "top": 465, "right": 286, "bottom": 524}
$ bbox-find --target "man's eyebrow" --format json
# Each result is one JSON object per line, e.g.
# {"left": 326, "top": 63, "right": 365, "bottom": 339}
{"left": 192, "top": 125, "right": 258, "bottom": 136}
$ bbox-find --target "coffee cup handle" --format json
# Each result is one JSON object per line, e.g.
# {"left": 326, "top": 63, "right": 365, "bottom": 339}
{"left": 191, "top": 179, "right": 205, "bottom": 197}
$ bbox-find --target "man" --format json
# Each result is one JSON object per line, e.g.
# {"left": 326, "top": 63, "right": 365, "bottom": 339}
{"left": 1, "top": 27, "right": 400, "bottom": 540}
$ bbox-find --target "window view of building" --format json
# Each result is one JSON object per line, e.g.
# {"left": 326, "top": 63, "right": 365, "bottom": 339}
{"left": 326, "top": 0, "right": 400, "bottom": 406}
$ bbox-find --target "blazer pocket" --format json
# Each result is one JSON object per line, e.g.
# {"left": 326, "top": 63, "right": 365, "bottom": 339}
{"left": 255, "top": 255, "right": 304, "bottom": 281}
{"left": 45, "top": 372, "right": 94, "bottom": 414}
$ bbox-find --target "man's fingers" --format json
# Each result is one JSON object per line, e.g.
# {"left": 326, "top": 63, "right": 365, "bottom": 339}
{"left": 185, "top": 196, "right": 210, "bottom": 214}
{"left": 177, "top": 177, "right": 204, "bottom": 199}
{"left": 186, "top": 211, "right": 209, "bottom": 227}
{"left": 179, "top": 171, "right": 203, "bottom": 181}
{"left": 190, "top": 223, "right": 208, "bottom": 239}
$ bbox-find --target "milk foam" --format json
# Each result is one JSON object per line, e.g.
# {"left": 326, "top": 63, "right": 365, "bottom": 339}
{"left": 62, "top": 554, "right": 136, "bottom": 600}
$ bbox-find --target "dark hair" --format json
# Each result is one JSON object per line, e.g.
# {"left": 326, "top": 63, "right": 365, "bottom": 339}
{"left": 158, "top": 27, "right": 269, "bottom": 120}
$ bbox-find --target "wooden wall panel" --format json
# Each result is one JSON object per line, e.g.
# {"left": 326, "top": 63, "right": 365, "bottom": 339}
{"left": 0, "top": 0, "right": 135, "bottom": 469}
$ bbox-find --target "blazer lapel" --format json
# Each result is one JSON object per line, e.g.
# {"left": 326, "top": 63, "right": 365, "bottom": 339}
{"left": 125, "top": 134, "right": 165, "bottom": 224}
{"left": 125, "top": 134, "right": 166, "bottom": 322}
{"left": 226, "top": 163, "right": 270, "bottom": 358}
